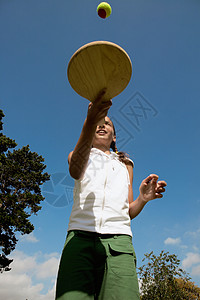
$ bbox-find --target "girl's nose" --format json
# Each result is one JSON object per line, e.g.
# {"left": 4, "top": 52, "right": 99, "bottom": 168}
{"left": 98, "top": 123, "right": 105, "bottom": 129}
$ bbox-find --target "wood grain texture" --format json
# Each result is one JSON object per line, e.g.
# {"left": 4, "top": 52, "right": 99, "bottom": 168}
{"left": 67, "top": 41, "right": 132, "bottom": 102}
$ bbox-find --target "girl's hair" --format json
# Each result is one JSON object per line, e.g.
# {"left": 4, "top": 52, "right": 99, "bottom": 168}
{"left": 110, "top": 122, "right": 131, "bottom": 165}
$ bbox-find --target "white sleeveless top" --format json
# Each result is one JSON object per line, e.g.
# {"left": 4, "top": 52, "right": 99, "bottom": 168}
{"left": 68, "top": 148, "right": 133, "bottom": 236}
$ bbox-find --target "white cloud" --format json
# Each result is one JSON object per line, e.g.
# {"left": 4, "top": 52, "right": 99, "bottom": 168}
{"left": 162, "top": 228, "right": 200, "bottom": 285}
{"left": 180, "top": 245, "right": 188, "bottom": 249}
{"left": 0, "top": 250, "right": 60, "bottom": 300}
{"left": 164, "top": 237, "right": 181, "bottom": 245}
{"left": 182, "top": 252, "right": 200, "bottom": 269}
{"left": 37, "top": 256, "right": 60, "bottom": 279}
{"left": 191, "top": 264, "right": 200, "bottom": 276}
{"left": 193, "top": 245, "right": 199, "bottom": 252}
{"left": 185, "top": 229, "right": 200, "bottom": 239}
{"left": 20, "top": 232, "right": 39, "bottom": 243}
{"left": 191, "top": 265, "right": 200, "bottom": 276}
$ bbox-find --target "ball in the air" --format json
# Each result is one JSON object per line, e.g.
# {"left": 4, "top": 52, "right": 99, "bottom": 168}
{"left": 97, "top": 2, "right": 112, "bottom": 19}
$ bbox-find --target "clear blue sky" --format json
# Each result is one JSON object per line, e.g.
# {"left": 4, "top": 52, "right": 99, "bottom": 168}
{"left": 1, "top": 0, "right": 200, "bottom": 299}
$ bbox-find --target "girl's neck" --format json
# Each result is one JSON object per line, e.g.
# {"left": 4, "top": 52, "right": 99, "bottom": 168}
{"left": 93, "top": 145, "right": 111, "bottom": 155}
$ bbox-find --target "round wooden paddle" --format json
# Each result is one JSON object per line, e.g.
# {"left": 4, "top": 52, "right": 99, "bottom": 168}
{"left": 67, "top": 41, "right": 132, "bottom": 124}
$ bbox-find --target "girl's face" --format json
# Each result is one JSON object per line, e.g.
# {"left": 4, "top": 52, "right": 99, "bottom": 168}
{"left": 92, "top": 116, "right": 116, "bottom": 150}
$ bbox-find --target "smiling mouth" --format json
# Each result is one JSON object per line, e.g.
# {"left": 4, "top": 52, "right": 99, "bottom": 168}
{"left": 97, "top": 130, "right": 107, "bottom": 134}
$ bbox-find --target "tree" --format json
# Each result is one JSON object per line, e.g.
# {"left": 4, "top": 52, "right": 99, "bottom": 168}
{"left": 138, "top": 250, "right": 200, "bottom": 300}
{"left": 0, "top": 110, "right": 50, "bottom": 272}
{"left": 176, "top": 278, "right": 200, "bottom": 300}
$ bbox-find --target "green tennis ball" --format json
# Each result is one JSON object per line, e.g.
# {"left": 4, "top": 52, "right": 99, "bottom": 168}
{"left": 97, "top": 2, "right": 112, "bottom": 19}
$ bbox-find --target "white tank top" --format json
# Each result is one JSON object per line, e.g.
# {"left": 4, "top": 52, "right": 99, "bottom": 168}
{"left": 68, "top": 148, "right": 133, "bottom": 236}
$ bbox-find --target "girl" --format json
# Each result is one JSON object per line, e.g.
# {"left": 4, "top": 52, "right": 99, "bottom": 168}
{"left": 55, "top": 90, "right": 167, "bottom": 300}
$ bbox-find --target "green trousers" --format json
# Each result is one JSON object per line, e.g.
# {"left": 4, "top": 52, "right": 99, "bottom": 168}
{"left": 55, "top": 230, "right": 140, "bottom": 300}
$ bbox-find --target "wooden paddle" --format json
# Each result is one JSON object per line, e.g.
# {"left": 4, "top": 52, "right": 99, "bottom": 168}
{"left": 67, "top": 41, "right": 132, "bottom": 123}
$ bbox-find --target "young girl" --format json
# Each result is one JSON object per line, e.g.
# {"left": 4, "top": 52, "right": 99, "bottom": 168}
{"left": 55, "top": 90, "right": 167, "bottom": 300}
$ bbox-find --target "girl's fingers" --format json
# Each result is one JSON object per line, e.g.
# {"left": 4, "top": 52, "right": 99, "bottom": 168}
{"left": 99, "top": 100, "right": 112, "bottom": 109}
{"left": 156, "top": 187, "right": 165, "bottom": 193}
{"left": 157, "top": 180, "right": 167, "bottom": 187}
{"left": 155, "top": 193, "right": 163, "bottom": 198}
{"left": 94, "top": 88, "right": 107, "bottom": 103}
{"left": 143, "top": 175, "right": 152, "bottom": 185}
{"left": 143, "top": 174, "right": 158, "bottom": 185}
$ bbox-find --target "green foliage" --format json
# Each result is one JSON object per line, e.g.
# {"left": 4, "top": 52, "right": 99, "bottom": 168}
{"left": 176, "top": 278, "right": 200, "bottom": 299}
{"left": 138, "top": 250, "right": 197, "bottom": 300}
{"left": 0, "top": 110, "right": 50, "bottom": 271}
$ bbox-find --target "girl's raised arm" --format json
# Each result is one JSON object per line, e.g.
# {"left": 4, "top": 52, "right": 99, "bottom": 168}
{"left": 68, "top": 89, "right": 112, "bottom": 180}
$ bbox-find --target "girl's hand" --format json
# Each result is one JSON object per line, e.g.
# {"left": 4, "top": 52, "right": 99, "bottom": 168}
{"left": 87, "top": 89, "right": 112, "bottom": 126}
{"left": 139, "top": 174, "right": 167, "bottom": 203}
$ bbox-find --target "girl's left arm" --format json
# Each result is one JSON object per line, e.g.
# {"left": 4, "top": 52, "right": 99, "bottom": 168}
{"left": 126, "top": 163, "right": 167, "bottom": 220}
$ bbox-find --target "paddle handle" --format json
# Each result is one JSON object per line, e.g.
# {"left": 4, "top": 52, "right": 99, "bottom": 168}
{"left": 96, "top": 92, "right": 109, "bottom": 126}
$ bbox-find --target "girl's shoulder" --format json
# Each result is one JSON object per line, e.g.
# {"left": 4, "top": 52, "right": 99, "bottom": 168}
{"left": 117, "top": 151, "right": 134, "bottom": 168}
{"left": 125, "top": 157, "right": 134, "bottom": 167}
{"left": 68, "top": 151, "right": 73, "bottom": 164}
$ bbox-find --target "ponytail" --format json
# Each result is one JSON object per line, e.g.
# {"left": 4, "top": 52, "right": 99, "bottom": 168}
{"left": 110, "top": 123, "right": 131, "bottom": 164}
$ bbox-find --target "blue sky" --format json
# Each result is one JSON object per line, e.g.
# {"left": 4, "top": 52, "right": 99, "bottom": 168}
{"left": 1, "top": 0, "right": 200, "bottom": 298}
